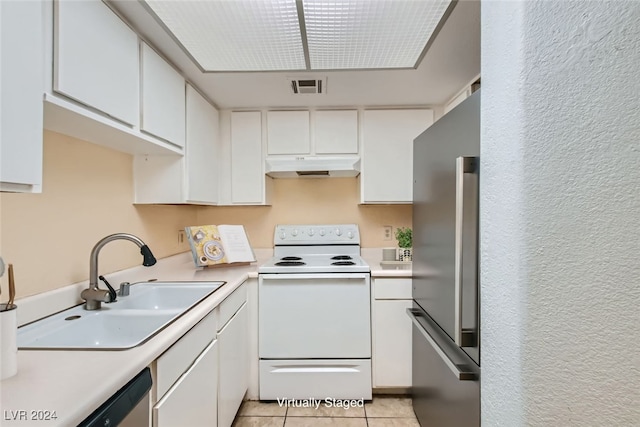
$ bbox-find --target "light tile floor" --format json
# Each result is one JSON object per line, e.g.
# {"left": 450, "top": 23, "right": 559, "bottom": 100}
{"left": 233, "top": 397, "right": 419, "bottom": 427}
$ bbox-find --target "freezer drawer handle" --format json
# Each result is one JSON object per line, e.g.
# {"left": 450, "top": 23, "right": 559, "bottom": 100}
{"left": 407, "top": 309, "right": 476, "bottom": 381}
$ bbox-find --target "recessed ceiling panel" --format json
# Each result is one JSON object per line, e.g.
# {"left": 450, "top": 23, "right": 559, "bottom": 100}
{"left": 303, "top": 0, "right": 452, "bottom": 69}
{"left": 144, "top": 0, "right": 306, "bottom": 71}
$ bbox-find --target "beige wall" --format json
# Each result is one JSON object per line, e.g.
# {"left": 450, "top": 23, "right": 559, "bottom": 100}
{"left": 0, "top": 132, "right": 411, "bottom": 298}
{"left": 197, "top": 178, "right": 411, "bottom": 248}
{"left": 0, "top": 131, "right": 198, "bottom": 298}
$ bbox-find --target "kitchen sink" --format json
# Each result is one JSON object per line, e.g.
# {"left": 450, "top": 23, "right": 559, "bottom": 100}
{"left": 17, "top": 281, "right": 225, "bottom": 350}
{"left": 114, "top": 282, "right": 224, "bottom": 310}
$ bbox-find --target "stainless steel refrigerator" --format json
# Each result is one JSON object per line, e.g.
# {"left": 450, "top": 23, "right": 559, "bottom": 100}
{"left": 408, "top": 90, "right": 480, "bottom": 426}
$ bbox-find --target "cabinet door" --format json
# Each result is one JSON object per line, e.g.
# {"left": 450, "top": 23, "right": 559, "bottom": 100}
{"left": 361, "top": 109, "right": 433, "bottom": 203}
{"left": 154, "top": 340, "right": 218, "bottom": 427}
{"left": 373, "top": 299, "right": 413, "bottom": 387}
{"left": 186, "top": 85, "right": 218, "bottom": 204}
{"left": 0, "top": 0, "right": 43, "bottom": 192}
{"left": 141, "top": 42, "right": 185, "bottom": 147}
{"left": 314, "top": 110, "right": 358, "bottom": 154}
{"left": 218, "top": 303, "right": 249, "bottom": 427}
{"left": 54, "top": 0, "right": 138, "bottom": 126}
{"left": 267, "top": 111, "right": 310, "bottom": 155}
{"left": 231, "top": 111, "right": 264, "bottom": 204}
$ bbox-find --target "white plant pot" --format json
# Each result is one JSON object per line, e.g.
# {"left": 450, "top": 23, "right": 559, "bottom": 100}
{"left": 397, "top": 247, "right": 412, "bottom": 262}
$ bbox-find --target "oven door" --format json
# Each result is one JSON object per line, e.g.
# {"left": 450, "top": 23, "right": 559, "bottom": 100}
{"left": 259, "top": 273, "right": 371, "bottom": 359}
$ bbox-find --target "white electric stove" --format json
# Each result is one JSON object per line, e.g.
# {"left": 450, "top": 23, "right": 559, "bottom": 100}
{"left": 258, "top": 224, "right": 372, "bottom": 400}
{"left": 259, "top": 224, "right": 370, "bottom": 274}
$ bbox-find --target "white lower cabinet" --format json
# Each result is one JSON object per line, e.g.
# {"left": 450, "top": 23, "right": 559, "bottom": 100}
{"left": 154, "top": 339, "right": 218, "bottom": 427}
{"left": 372, "top": 278, "right": 413, "bottom": 388}
{"left": 217, "top": 283, "right": 249, "bottom": 427}
{"left": 218, "top": 302, "right": 249, "bottom": 427}
{"left": 152, "top": 310, "right": 218, "bottom": 427}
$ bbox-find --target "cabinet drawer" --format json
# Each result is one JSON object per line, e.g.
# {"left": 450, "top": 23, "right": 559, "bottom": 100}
{"left": 217, "top": 282, "right": 247, "bottom": 331}
{"left": 154, "top": 310, "right": 217, "bottom": 400}
{"left": 374, "top": 278, "right": 412, "bottom": 299}
{"left": 260, "top": 359, "right": 372, "bottom": 400}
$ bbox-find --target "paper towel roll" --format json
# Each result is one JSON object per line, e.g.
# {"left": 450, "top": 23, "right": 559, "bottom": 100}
{"left": 1, "top": 303, "right": 17, "bottom": 380}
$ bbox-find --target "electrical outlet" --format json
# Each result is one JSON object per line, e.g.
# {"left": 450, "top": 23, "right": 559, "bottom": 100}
{"left": 383, "top": 225, "right": 393, "bottom": 241}
{"left": 178, "top": 230, "right": 186, "bottom": 247}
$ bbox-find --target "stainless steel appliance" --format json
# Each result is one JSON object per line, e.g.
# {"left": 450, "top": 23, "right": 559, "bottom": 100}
{"left": 78, "top": 368, "right": 152, "bottom": 427}
{"left": 258, "top": 224, "right": 372, "bottom": 400}
{"left": 408, "top": 90, "right": 481, "bottom": 426}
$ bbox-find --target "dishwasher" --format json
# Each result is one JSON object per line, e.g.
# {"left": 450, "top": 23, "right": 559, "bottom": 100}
{"left": 78, "top": 368, "right": 152, "bottom": 427}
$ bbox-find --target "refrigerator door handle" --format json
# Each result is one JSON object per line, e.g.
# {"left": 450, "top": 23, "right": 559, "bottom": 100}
{"left": 455, "top": 156, "right": 479, "bottom": 348}
{"left": 407, "top": 309, "right": 476, "bottom": 381}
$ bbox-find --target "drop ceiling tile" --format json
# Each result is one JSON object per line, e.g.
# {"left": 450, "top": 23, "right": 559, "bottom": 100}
{"left": 144, "top": 0, "right": 306, "bottom": 71}
{"left": 303, "top": 0, "right": 452, "bottom": 69}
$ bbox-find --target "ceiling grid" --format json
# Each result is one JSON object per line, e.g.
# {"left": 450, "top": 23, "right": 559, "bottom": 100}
{"left": 144, "top": 0, "right": 452, "bottom": 72}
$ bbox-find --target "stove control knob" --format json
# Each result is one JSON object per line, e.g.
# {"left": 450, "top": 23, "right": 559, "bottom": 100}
{"left": 347, "top": 231, "right": 354, "bottom": 239}
{"left": 292, "top": 229, "right": 299, "bottom": 237}
{"left": 335, "top": 228, "right": 342, "bottom": 236}
{"left": 308, "top": 229, "right": 315, "bottom": 236}
{"left": 319, "top": 229, "right": 326, "bottom": 236}
{"left": 279, "top": 231, "right": 286, "bottom": 240}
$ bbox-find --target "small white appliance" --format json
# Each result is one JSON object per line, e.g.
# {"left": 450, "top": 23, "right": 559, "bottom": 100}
{"left": 258, "top": 224, "right": 372, "bottom": 400}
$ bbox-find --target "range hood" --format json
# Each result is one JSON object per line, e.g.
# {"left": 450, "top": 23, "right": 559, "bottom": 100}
{"left": 265, "top": 156, "right": 361, "bottom": 178}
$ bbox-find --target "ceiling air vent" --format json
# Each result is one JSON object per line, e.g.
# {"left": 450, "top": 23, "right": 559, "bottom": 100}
{"left": 289, "top": 77, "right": 327, "bottom": 95}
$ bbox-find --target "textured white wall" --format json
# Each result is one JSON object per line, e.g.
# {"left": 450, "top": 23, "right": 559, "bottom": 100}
{"left": 482, "top": 2, "right": 640, "bottom": 426}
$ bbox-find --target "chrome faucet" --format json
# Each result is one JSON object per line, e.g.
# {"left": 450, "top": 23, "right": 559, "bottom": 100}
{"left": 81, "top": 233, "right": 157, "bottom": 310}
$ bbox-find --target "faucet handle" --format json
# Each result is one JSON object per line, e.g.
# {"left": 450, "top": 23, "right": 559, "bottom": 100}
{"left": 98, "top": 275, "right": 117, "bottom": 302}
{"left": 119, "top": 282, "right": 131, "bottom": 297}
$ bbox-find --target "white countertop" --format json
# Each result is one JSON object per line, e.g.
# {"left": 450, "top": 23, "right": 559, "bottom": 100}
{"left": 362, "top": 248, "right": 413, "bottom": 278}
{"left": 0, "top": 248, "right": 411, "bottom": 426}
{"left": 0, "top": 251, "right": 270, "bottom": 427}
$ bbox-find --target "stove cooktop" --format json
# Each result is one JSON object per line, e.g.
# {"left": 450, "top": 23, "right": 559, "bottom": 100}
{"left": 261, "top": 224, "right": 370, "bottom": 274}
{"left": 259, "top": 254, "right": 370, "bottom": 274}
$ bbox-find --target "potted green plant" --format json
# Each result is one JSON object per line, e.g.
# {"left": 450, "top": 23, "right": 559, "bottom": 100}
{"left": 395, "top": 227, "right": 413, "bottom": 261}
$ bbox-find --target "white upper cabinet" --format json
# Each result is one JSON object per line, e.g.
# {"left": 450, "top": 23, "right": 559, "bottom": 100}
{"left": 314, "top": 110, "right": 358, "bottom": 154}
{"left": 231, "top": 111, "right": 269, "bottom": 204}
{"left": 54, "top": 0, "right": 139, "bottom": 126}
{"left": 361, "top": 109, "right": 433, "bottom": 203}
{"left": 0, "top": 0, "right": 44, "bottom": 193}
{"left": 134, "top": 85, "right": 219, "bottom": 205}
{"left": 140, "top": 42, "right": 186, "bottom": 147}
{"left": 267, "top": 111, "right": 310, "bottom": 155}
{"left": 185, "top": 85, "right": 219, "bottom": 204}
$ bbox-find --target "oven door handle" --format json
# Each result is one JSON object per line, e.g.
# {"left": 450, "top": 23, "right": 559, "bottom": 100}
{"left": 259, "top": 273, "right": 370, "bottom": 280}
